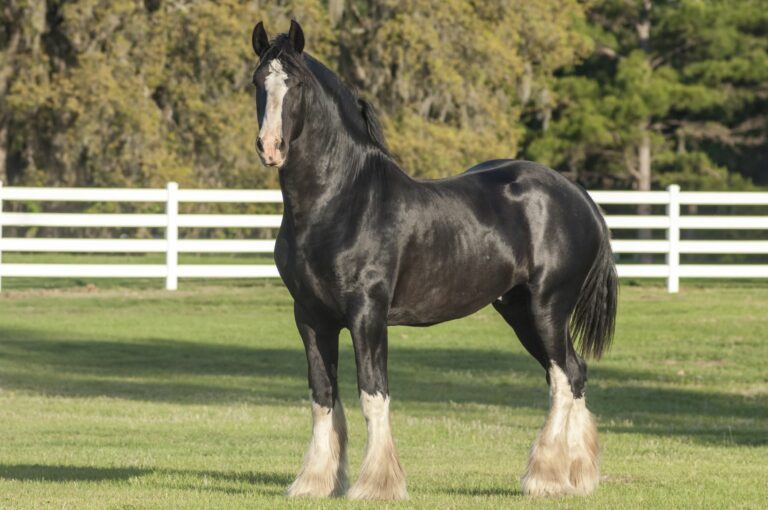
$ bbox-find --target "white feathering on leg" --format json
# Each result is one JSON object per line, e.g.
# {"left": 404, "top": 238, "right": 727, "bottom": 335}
{"left": 348, "top": 391, "right": 407, "bottom": 500}
{"left": 521, "top": 362, "right": 575, "bottom": 496}
{"left": 567, "top": 396, "right": 600, "bottom": 495}
{"left": 287, "top": 397, "right": 348, "bottom": 497}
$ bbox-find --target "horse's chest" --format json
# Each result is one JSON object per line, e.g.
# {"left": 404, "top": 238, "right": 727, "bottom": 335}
{"left": 275, "top": 234, "right": 343, "bottom": 312}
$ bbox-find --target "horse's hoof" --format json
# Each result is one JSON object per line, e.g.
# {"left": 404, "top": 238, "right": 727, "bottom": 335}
{"left": 286, "top": 474, "right": 347, "bottom": 498}
{"left": 568, "top": 457, "right": 599, "bottom": 495}
{"left": 347, "top": 476, "right": 407, "bottom": 500}
{"left": 521, "top": 473, "right": 575, "bottom": 497}
{"left": 521, "top": 437, "right": 575, "bottom": 497}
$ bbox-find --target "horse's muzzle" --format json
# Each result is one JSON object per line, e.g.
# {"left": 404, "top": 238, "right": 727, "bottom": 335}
{"left": 256, "top": 136, "right": 286, "bottom": 168}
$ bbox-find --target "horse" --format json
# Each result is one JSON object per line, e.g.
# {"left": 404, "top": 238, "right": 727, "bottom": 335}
{"left": 250, "top": 20, "right": 618, "bottom": 500}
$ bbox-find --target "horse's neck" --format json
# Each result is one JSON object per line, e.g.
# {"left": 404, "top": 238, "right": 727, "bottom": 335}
{"left": 278, "top": 128, "right": 368, "bottom": 232}
{"left": 278, "top": 85, "right": 404, "bottom": 232}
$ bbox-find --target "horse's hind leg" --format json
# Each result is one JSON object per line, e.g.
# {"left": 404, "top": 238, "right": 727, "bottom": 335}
{"left": 287, "top": 303, "right": 348, "bottom": 498}
{"left": 493, "top": 285, "right": 599, "bottom": 496}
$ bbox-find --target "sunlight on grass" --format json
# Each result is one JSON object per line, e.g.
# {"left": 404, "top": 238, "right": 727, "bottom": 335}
{"left": 0, "top": 281, "right": 766, "bottom": 508}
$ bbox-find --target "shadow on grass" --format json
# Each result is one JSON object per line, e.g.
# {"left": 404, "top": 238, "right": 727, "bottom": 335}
{"left": 0, "top": 463, "right": 293, "bottom": 494}
{"left": 0, "top": 464, "right": 150, "bottom": 482}
{"left": 0, "top": 326, "right": 765, "bottom": 446}
{"left": 442, "top": 486, "right": 523, "bottom": 497}
{"left": 0, "top": 328, "right": 546, "bottom": 406}
{"left": 0, "top": 462, "right": 531, "bottom": 499}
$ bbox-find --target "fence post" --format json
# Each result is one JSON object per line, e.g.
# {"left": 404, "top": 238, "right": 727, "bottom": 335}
{"left": 166, "top": 182, "right": 179, "bottom": 291}
{"left": 667, "top": 184, "right": 680, "bottom": 293}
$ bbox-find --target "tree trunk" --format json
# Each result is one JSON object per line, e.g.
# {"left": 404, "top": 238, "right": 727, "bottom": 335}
{"left": 638, "top": 129, "right": 652, "bottom": 192}
{"left": 0, "top": 6, "right": 22, "bottom": 184}
{"left": 328, "top": 0, "right": 344, "bottom": 26}
{"left": 635, "top": 1, "right": 654, "bottom": 262}
{"left": 636, "top": 0, "right": 653, "bottom": 193}
{"left": 0, "top": 123, "right": 7, "bottom": 184}
{"left": 637, "top": 127, "right": 654, "bottom": 262}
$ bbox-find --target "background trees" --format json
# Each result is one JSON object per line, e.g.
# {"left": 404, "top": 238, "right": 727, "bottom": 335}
{"left": 1, "top": 0, "right": 766, "bottom": 190}
{"left": 333, "top": 0, "right": 590, "bottom": 178}
{"left": 524, "top": 0, "right": 768, "bottom": 190}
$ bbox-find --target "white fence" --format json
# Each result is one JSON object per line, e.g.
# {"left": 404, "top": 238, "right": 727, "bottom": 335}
{"left": 1, "top": 182, "right": 767, "bottom": 293}
{"left": 0, "top": 182, "right": 282, "bottom": 291}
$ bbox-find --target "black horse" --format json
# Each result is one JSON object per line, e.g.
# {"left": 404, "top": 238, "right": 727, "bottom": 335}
{"left": 251, "top": 20, "right": 617, "bottom": 500}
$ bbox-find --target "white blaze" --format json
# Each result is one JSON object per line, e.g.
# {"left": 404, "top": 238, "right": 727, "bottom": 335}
{"left": 259, "top": 59, "right": 289, "bottom": 165}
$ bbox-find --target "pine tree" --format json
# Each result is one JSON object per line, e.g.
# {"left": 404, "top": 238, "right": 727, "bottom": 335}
{"left": 524, "top": 0, "right": 768, "bottom": 190}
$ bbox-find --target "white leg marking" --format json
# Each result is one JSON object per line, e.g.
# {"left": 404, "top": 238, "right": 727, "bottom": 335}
{"left": 522, "top": 362, "right": 575, "bottom": 496}
{"left": 567, "top": 396, "right": 600, "bottom": 495}
{"left": 287, "top": 397, "right": 348, "bottom": 497}
{"left": 348, "top": 391, "right": 407, "bottom": 500}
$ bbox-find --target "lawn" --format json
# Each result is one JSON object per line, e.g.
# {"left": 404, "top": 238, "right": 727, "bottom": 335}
{"left": 0, "top": 279, "right": 766, "bottom": 509}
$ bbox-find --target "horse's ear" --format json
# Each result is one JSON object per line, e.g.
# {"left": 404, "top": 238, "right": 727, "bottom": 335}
{"left": 252, "top": 21, "right": 270, "bottom": 57}
{"left": 288, "top": 19, "right": 304, "bottom": 53}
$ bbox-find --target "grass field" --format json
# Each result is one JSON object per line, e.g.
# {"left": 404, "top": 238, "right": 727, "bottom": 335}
{"left": 0, "top": 279, "right": 766, "bottom": 509}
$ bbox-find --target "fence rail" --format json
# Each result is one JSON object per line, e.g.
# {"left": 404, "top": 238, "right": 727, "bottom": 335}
{"left": 1, "top": 182, "right": 767, "bottom": 293}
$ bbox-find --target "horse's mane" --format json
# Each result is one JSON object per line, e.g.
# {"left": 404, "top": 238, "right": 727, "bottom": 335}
{"left": 357, "top": 97, "right": 390, "bottom": 156}
{"left": 262, "top": 34, "right": 391, "bottom": 156}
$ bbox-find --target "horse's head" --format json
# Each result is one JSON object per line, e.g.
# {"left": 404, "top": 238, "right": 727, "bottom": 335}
{"left": 251, "top": 20, "right": 307, "bottom": 169}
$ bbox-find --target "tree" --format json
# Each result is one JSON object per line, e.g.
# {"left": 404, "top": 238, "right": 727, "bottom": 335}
{"left": 333, "top": 0, "right": 591, "bottom": 178}
{"left": 1, "top": 0, "right": 333, "bottom": 189}
{"left": 524, "top": 0, "right": 768, "bottom": 191}
{"left": 2, "top": 1, "right": 764, "bottom": 192}
{"left": 0, "top": 0, "right": 46, "bottom": 185}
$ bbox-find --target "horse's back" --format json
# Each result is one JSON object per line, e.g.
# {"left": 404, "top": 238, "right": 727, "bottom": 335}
{"left": 458, "top": 159, "right": 607, "bottom": 285}
{"left": 464, "top": 159, "right": 583, "bottom": 193}
{"left": 445, "top": 159, "right": 601, "bottom": 227}
{"left": 406, "top": 158, "right": 606, "bottom": 267}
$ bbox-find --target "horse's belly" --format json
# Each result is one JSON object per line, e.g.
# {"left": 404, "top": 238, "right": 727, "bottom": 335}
{"left": 387, "top": 259, "right": 516, "bottom": 326}
{"left": 387, "top": 296, "right": 493, "bottom": 326}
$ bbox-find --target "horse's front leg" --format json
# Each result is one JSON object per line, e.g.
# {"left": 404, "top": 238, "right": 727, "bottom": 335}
{"left": 347, "top": 301, "right": 407, "bottom": 500}
{"left": 287, "top": 303, "right": 348, "bottom": 498}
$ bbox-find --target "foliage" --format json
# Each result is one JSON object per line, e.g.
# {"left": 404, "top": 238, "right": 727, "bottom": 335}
{"left": 336, "top": 0, "right": 590, "bottom": 177}
{"left": 0, "top": 0, "right": 331, "bottom": 189}
{"left": 1, "top": 0, "right": 766, "bottom": 190}
{"left": 0, "top": 0, "right": 593, "bottom": 185}
{"left": 523, "top": 0, "right": 768, "bottom": 190}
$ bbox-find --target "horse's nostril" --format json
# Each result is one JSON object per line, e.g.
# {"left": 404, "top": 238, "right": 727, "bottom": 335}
{"left": 256, "top": 138, "right": 264, "bottom": 152}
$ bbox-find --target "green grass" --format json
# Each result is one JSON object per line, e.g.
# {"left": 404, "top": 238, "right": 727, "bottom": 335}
{"left": 0, "top": 280, "right": 766, "bottom": 509}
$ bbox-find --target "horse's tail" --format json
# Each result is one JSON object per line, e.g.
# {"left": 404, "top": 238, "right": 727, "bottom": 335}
{"left": 570, "top": 217, "right": 618, "bottom": 360}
